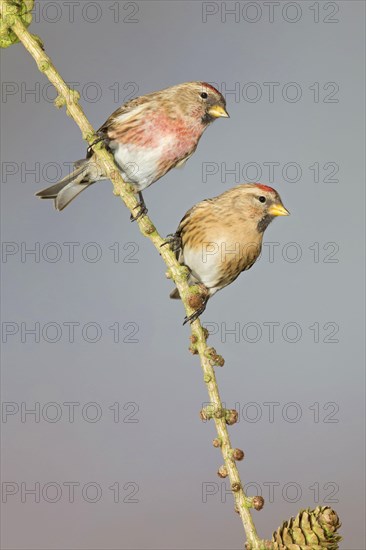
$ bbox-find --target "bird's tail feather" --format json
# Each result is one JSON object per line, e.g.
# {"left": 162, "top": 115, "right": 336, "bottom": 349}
{"left": 170, "top": 272, "right": 201, "bottom": 300}
{"left": 170, "top": 288, "right": 181, "bottom": 300}
{"left": 35, "top": 158, "right": 100, "bottom": 211}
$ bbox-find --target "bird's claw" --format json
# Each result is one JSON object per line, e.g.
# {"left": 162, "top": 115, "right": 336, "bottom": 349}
{"left": 130, "top": 192, "right": 148, "bottom": 222}
{"left": 88, "top": 131, "right": 110, "bottom": 154}
{"left": 183, "top": 294, "right": 209, "bottom": 326}
{"left": 160, "top": 233, "right": 182, "bottom": 252}
{"left": 130, "top": 203, "right": 148, "bottom": 222}
{"left": 183, "top": 307, "right": 204, "bottom": 326}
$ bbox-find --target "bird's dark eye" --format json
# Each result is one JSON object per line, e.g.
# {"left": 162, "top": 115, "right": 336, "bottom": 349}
{"left": 200, "top": 92, "right": 208, "bottom": 99}
{"left": 258, "top": 196, "right": 266, "bottom": 203}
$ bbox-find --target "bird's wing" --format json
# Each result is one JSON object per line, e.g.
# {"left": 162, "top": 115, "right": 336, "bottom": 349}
{"left": 174, "top": 199, "right": 217, "bottom": 259}
{"left": 170, "top": 207, "right": 197, "bottom": 263}
{"left": 85, "top": 96, "right": 152, "bottom": 157}
{"left": 176, "top": 204, "right": 199, "bottom": 236}
{"left": 177, "top": 198, "right": 214, "bottom": 233}
{"left": 97, "top": 95, "right": 152, "bottom": 138}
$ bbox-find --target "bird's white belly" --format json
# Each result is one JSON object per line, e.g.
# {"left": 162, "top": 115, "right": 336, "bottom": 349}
{"left": 110, "top": 139, "right": 173, "bottom": 191}
{"left": 183, "top": 245, "right": 222, "bottom": 291}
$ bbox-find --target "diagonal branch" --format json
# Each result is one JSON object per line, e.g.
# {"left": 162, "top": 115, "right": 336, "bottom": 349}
{"left": 0, "top": 1, "right": 264, "bottom": 547}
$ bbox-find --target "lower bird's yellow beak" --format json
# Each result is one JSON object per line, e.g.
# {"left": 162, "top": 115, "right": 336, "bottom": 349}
{"left": 268, "top": 203, "right": 290, "bottom": 217}
{"left": 208, "top": 105, "right": 230, "bottom": 118}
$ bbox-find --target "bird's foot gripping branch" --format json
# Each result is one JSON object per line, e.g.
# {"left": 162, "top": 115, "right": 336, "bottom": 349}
{"left": 0, "top": 1, "right": 342, "bottom": 549}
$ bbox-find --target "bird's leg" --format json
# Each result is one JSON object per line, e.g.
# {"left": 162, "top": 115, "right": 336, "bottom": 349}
{"left": 183, "top": 284, "right": 210, "bottom": 325}
{"left": 160, "top": 233, "right": 182, "bottom": 252}
{"left": 130, "top": 192, "right": 148, "bottom": 222}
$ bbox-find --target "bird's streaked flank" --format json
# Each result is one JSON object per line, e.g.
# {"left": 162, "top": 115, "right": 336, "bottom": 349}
{"left": 167, "top": 183, "right": 289, "bottom": 324}
{"left": 35, "top": 81, "right": 228, "bottom": 216}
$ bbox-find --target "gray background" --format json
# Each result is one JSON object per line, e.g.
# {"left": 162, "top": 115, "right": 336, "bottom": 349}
{"left": 1, "top": 1, "right": 364, "bottom": 549}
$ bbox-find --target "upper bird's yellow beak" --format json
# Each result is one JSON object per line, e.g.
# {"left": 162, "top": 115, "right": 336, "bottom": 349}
{"left": 208, "top": 105, "right": 230, "bottom": 118}
{"left": 268, "top": 203, "right": 290, "bottom": 217}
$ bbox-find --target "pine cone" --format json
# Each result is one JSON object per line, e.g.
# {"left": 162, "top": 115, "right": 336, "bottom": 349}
{"left": 271, "top": 506, "right": 341, "bottom": 550}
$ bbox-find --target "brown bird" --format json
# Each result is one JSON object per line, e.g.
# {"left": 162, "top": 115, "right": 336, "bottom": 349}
{"left": 35, "top": 82, "right": 229, "bottom": 215}
{"left": 167, "top": 183, "right": 289, "bottom": 323}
